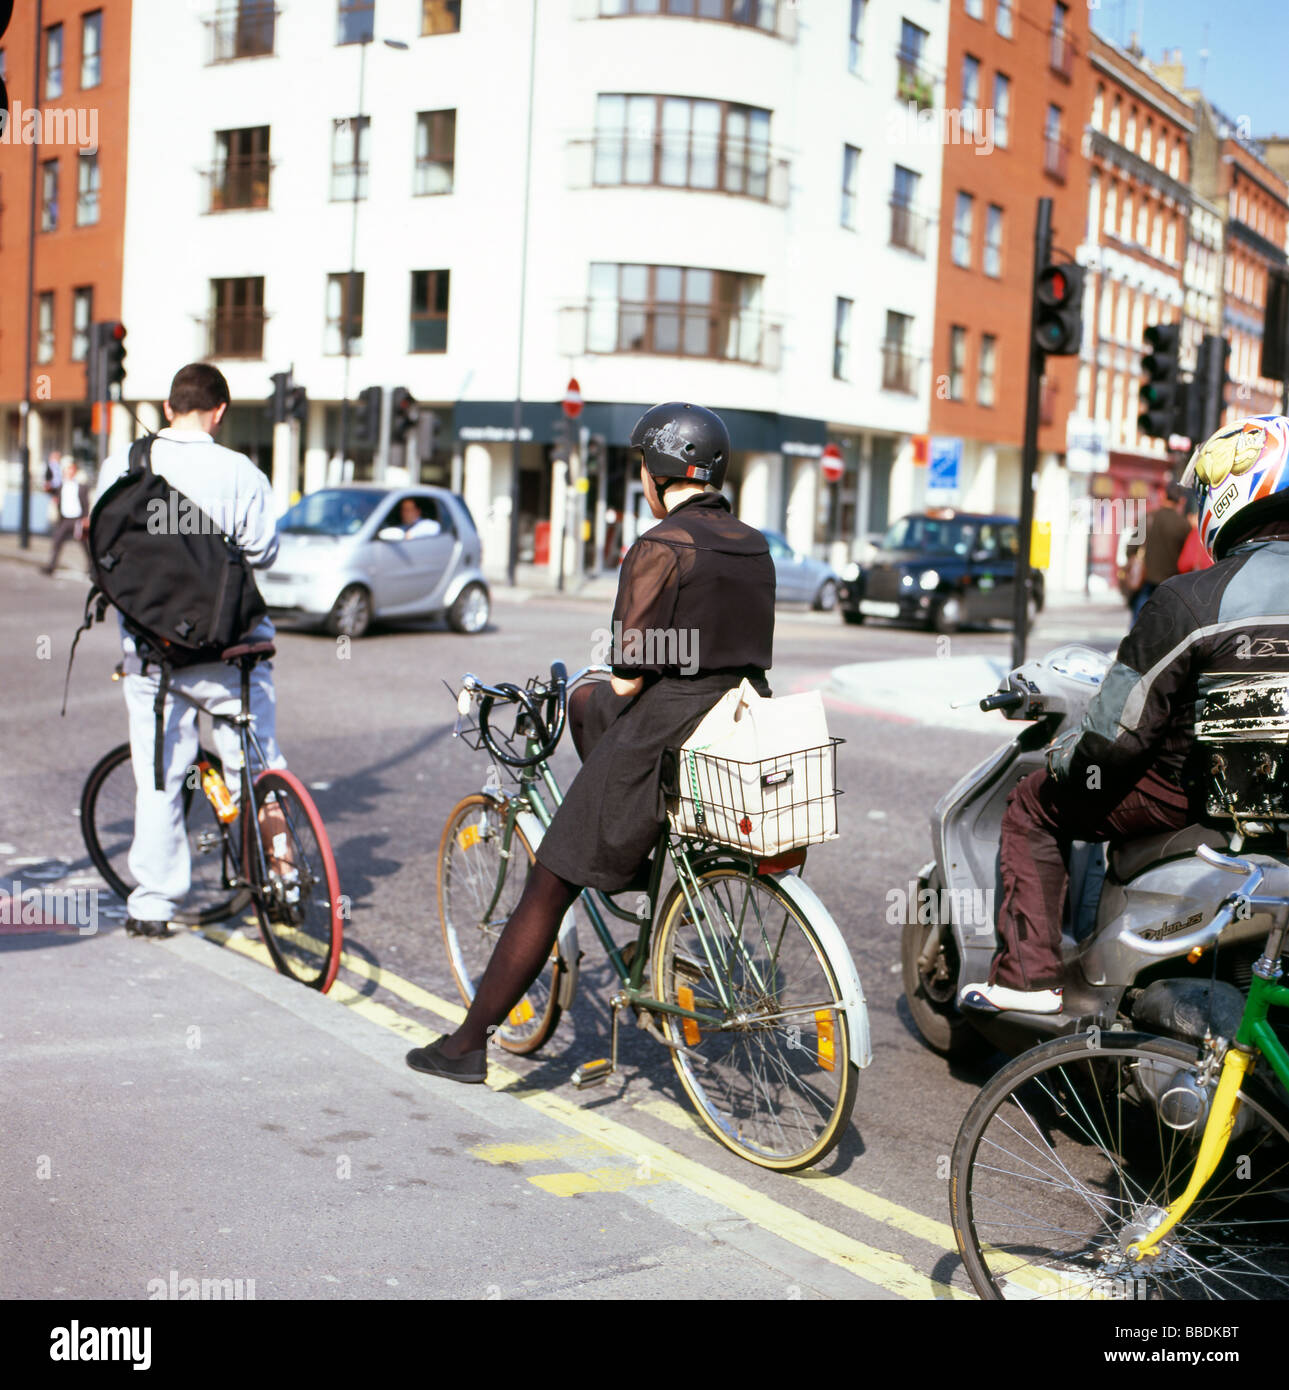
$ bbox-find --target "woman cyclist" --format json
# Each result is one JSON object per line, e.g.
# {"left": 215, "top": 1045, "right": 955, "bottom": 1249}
{"left": 407, "top": 401, "right": 776, "bottom": 1083}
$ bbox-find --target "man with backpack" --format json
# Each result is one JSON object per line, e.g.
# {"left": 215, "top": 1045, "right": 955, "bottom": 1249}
{"left": 93, "top": 363, "right": 286, "bottom": 937}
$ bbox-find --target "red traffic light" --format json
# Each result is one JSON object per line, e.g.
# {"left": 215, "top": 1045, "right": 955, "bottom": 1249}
{"left": 110, "top": 323, "right": 127, "bottom": 342}
{"left": 1036, "top": 266, "right": 1074, "bottom": 307}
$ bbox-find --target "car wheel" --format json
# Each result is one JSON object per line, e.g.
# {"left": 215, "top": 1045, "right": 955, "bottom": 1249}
{"left": 448, "top": 582, "right": 490, "bottom": 634}
{"left": 813, "top": 580, "right": 839, "bottom": 612}
{"left": 326, "top": 585, "right": 372, "bottom": 639}
{"left": 931, "top": 596, "right": 961, "bottom": 635}
{"left": 842, "top": 610, "right": 865, "bottom": 626}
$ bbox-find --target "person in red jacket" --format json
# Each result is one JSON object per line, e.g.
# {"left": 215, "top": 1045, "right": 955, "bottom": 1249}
{"left": 1176, "top": 497, "right": 1215, "bottom": 573}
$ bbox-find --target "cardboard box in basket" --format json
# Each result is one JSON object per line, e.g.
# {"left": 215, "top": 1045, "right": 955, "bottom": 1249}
{"left": 669, "top": 680, "right": 838, "bottom": 855}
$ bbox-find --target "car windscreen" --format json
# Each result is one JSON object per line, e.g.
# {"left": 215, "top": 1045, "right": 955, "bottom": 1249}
{"left": 278, "top": 490, "right": 385, "bottom": 536}
{"left": 881, "top": 516, "right": 977, "bottom": 556}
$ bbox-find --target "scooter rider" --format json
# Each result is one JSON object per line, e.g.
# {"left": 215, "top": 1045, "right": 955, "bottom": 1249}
{"left": 961, "top": 415, "right": 1289, "bottom": 1013}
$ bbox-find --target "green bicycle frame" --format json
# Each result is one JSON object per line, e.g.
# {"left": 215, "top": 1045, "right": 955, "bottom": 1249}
{"left": 1236, "top": 971, "right": 1289, "bottom": 1087}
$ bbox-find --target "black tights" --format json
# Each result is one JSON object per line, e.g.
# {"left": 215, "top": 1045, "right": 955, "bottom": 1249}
{"left": 440, "top": 681, "right": 599, "bottom": 1057}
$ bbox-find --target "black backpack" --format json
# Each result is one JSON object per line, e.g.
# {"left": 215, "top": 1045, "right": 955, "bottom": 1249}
{"left": 66, "top": 434, "right": 269, "bottom": 787}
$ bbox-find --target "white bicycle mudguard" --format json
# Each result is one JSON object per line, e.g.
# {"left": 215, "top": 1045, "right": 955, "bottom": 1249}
{"left": 513, "top": 804, "right": 581, "bottom": 1008}
{"left": 773, "top": 871, "right": 871, "bottom": 1069}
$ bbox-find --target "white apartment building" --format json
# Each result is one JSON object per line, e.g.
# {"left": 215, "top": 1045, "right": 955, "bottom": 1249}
{"left": 111, "top": 0, "right": 946, "bottom": 577}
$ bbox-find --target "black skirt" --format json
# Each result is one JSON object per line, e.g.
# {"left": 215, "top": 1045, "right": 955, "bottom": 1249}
{"left": 536, "top": 669, "right": 771, "bottom": 892}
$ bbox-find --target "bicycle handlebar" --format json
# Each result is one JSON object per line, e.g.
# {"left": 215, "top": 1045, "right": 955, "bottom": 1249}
{"left": 465, "top": 661, "right": 611, "bottom": 769}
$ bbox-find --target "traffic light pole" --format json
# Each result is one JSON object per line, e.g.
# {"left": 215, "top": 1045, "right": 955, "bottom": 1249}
{"left": 1012, "top": 197, "right": 1053, "bottom": 672}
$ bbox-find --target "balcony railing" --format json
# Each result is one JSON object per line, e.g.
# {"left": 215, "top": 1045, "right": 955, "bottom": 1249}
{"left": 560, "top": 301, "right": 782, "bottom": 369}
{"left": 1049, "top": 29, "right": 1073, "bottom": 79}
{"left": 206, "top": 157, "right": 272, "bottom": 211}
{"left": 881, "top": 342, "right": 918, "bottom": 394}
{"left": 206, "top": 4, "right": 277, "bottom": 63}
{"left": 207, "top": 308, "right": 267, "bottom": 358}
{"left": 584, "top": 0, "right": 798, "bottom": 42}
{"left": 889, "top": 201, "right": 929, "bottom": 256}
{"left": 895, "top": 51, "right": 935, "bottom": 110}
{"left": 1043, "top": 138, "right": 1069, "bottom": 183}
{"left": 568, "top": 134, "right": 789, "bottom": 205}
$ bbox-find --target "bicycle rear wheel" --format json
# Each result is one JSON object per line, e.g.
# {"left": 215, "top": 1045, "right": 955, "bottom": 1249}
{"left": 249, "top": 770, "right": 344, "bottom": 993}
{"left": 950, "top": 1032, "right": 1289, "bottom": 1300}
{"left": 80, "top": 742, "right": 248, "bottom": 926}
{"left": 438, "top": 794, "right": 563, "bottom": 1055}
{"left": 651, "top": 866, "right": 858, "bottom": 1171}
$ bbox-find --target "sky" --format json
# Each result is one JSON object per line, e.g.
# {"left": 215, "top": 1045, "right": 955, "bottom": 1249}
{"left": 1091, "top": 0, "right": 1289, "bottom": 138}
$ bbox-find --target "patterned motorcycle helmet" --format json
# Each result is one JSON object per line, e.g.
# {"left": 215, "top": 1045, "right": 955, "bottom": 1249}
{"left": 1181, "top": 415, "right": 1289, "bottom": 561}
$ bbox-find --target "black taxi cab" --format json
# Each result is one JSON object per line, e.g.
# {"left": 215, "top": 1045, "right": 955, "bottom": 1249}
{"left": 837, "top": 510, "right": 1044, "bottom": 634}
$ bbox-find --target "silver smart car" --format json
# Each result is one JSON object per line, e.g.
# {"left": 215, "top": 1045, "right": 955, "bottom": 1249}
{"left": 260, "top": 485, "right": 491, "bottom": 638}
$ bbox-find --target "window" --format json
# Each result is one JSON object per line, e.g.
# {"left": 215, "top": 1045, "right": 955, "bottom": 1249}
{"left": 212, "top": 126, "right": 271, "bottom": 210}
{"left": 992, "top": 72, "right": 1010, "bottom": 147}
{"left": 1164, "top": 220, "right": 1176, "bottom": 261}
{"left": 331, "top": 116, "right": 370, "bottom": 200}
{"left": 897, "top": 18, "right": 931, "bottom": 105}
{"left": 586, "top": 262, "right": 767, "bottom": 364}
{"left": 76, "top": 154, "right": 99, "bottom": 226}
{"left": 45, "top": 24, "right": 63, "bottom": 100}
{"left": 1169, "top": 141, "right": 1179, "bottom": 178}
{"left": 338, "top": 0, "right": 375, "bottom": 45}
{"left": 839, "top": 144, "right": 861, "bottom": 229}
{"left": 948, "top": 325, "right": 966, "bottom": 400}
{"left": 1120, "top": 190, "right": 1132, "bottom": 241}
{"left": 81, "top": 11, "right": 103, "bottom": 88}
{"left": 325, "top": 273, "right": 364, "bottom": 354}
{"left": 1104, "top": 180, "right": 1117, "bottom": 234}
{"left": 1109, "top": 96, "right": 1120, "bottom": 141}
{"left": 422, "top": 0, "right": 462, "bottom": 33}
{"left": 1151, "top": 211, "right": 1162, "bottom": 256}
{"left": 1115, "top": 285, "right": 1129, "bottom": 339}
{"left": 1091, "top": 84, "right": 1104, "bottom": 130}
{"left": 72, "top": 287, "right": 93, "bottom": 362}
{"left": 601, "top": 0, "right": 778, "bottom": 27}
{"left": 978, "top": 333, "right": 997, "bottom": 406}
{"left": 415, "top": 110, "right": 456, "bottom": 194}
{"left": 1044, "top": 105, "right": 1066, "bottom": 181}
{"left": 209, "top": 276, "right": 266, "bottom": 357}
{"left": 410, "top": 269, "right": 450, "bottom": 352}
{"left": 38, "top": 293, "right": 55, "bottom": 364}
{"left": 848, "top": 0, "right": 864, "bottom": 73}
{"left": 40, "top": 160, "right": 59, "bottom": 233}
{"left": 1125, "top": 108, "right": 1136, "bottom": 152}
{"left": 890, "top": 164, "right": 925, "bottom": 253}
{"left": 210, "top": 1, "right": 276, "bottom": 62}
{"left": 1141, "top": 122, "right": 1152, "bottom": 163}
{"left": 1136, "top": 200, "right": 1148, "bottom": 244}
{"left": 952, "top": 192, "right": 974, "bottom": 267}
{"left": 995, "top": 0, "right": 1013, "bottom": 38}
{"left": 1049, "top": 1, "right": 1070, "bottom": 77}
{"left": 1155, "top": 133, "right": 1167, "bottom": 170}
{"left": 882, "top": 310, "right": 915, "bottom": 392}
{"left": 834, "top": 297, "right": 853, "bottom": 380}
{"left": 984, "top": 204, "right": 1003, "bottom": 276}
{"left": 965, "top": 0, "right": 984, "bottom": 19}
{"left": 593, "top": 95, "right": 771, "bottom": 199}
{"left": 961, "top": 54, "right": 980, "bottom": 131}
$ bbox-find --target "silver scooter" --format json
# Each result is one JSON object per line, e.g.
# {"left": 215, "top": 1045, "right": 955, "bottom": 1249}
{"left": 903, "top": 642, "right": 1289, "bottom": 1059}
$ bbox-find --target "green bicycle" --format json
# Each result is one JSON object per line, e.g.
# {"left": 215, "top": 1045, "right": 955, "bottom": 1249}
{"left": 950, "top": 841, "right": 1289, "bottom": 1299}
{"left": 435, "top": 662, "right": 869, "bottom": 1172}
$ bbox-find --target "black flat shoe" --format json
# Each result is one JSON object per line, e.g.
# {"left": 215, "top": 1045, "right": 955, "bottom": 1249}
{"left": 125, "top": 916, "right": 173, "bottom": 938}
{"left": 405, "top": 1038, "right": 487, "bottom": 1084}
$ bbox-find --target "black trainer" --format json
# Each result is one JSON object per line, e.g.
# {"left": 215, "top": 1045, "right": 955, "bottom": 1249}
{"left": 125, "top": 916, "right": 173, "bottom": 938}
{"left": 405, "top": 1038, "right": 487, "bottom": 1084}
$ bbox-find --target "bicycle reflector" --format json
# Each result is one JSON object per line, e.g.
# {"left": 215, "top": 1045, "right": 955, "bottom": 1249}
{"left": 677, "top": 986, "right": 702, "bottom": 1047}
{"left": 508, "top": 998, "right": 535, "bottom": 1028}
{"left": 815, "top": 1012, "right": 836, "bottom": 1072}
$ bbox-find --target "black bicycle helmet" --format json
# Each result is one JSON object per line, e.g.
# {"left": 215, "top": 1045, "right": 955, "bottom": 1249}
{"left": 630, "top": 401, "right": 730, "bottom": 491}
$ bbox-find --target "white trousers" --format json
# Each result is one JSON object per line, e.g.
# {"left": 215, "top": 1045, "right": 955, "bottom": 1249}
{"left": 122, "top": 662, "right": 287, "bottom": 921}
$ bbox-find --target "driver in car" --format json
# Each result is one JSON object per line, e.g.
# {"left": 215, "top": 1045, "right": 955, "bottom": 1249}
{"left": 399, "top": 497, "right": 440, "bottom": 539}
{"left": 961, "top": 416, "right": 1289, "bottom": 1013}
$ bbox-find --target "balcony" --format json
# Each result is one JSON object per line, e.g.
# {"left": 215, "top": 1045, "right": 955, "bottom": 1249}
{"left": 889, "top": 201, "right": 929, "bottom": 256}
{"left": 895, "top": 51, "right": 935, "bottom": 111}
{"left": 560, "top": 301, "right": 782, "bottom": 369}
{"left": 881, "top": 343, "right": 918, "bottom": 394}
{"left": 206, "top": 158, "right": 271, "bottom": 212}
{"left": 568, "top": 132, "right": 789, "bottom": 205}
{"left": 205, "top": 3, "right": 277, "bottom": 63}
{"left": 1049, "top": 28, "right": 1073, "bottom": 79}
{"left": 587, "top": 0, "right": 798, "bottom": 42}
{"left": 207, "top": 308, "right": 267, "bottom": 359}
{"left": 1044, "top": 138, "right": 1069, "bottom": 183}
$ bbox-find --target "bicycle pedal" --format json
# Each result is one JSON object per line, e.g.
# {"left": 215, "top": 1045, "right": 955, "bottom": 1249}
{"left": 571, "top": 1058, "right": 616, "bottom": 1089}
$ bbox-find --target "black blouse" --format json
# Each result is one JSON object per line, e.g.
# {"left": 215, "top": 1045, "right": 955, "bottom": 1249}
{"left": 609, "top": 492, "right": 775, "bottom": 678}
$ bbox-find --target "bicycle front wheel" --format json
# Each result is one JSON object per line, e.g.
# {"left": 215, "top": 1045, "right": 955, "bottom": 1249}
{"left": 249, "top": 770, "right": 344, "bottom": 993}
{"left": 652, "top": 867, "right": 858, "bottom": 1171}
{"left": 438, "top": 794, "right": 563, "bottom": 1055}
{"left": 950, "top": 1032, "right": 1289, "bottom": 1300}
{"left": 80, "top": 742, "right": 248, "bottom": 926}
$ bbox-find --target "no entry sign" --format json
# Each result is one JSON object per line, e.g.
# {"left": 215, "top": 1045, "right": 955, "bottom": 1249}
{"left": 562, "top": 378, "right": 584, "bottom": 420}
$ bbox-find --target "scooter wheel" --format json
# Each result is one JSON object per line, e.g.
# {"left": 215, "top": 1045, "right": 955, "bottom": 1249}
{"left": 901, "top": 891, "right": 991, "bottom": 1060}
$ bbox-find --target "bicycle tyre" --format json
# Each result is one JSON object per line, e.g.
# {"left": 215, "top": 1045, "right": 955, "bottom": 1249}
{"left": 437, "top": 794, "right": 563, "bottom": 1055}
{"left": 249, "top": 770, "right": 344, "bottom": 993}
{"left": 80, "top": 742, "right": 249, "bottom": 926}
{"left": 950, "top": 1031, "right": 1289, "bottom": 1300}
{"left": 651, "top": 866, "right": 858, "bottom": 1171}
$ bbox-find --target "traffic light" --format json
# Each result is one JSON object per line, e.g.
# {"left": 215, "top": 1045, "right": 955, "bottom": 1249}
{"left": 1195, "top": 333, "right": 1231, "bottom": 440}
{"left": 1263, "top": 268, "right": 1289, "bottom": 384}
{"left": 286, "top": 384, "right": 308, "bottom": 424}
{"left": 389, "top": 387, "right": 418, "bottom": 444}
{"left": 354, "top": 386, "right": 382, "bottom": 445}
{"left": 265, "top": 371, "right": 289, "bottom": 424}
{"left": 85, "top": 323, "right": 105, "bottom": 402}
{"left": 416, "top": 410, "right": 440, "bottom": 459}
{"left": 1138, "top": 323, "right": 1182, "bottom": 439}
{"left": 586, "top": 434, "right": 607, "bottom": 469}
{"left": 1034, "top": 262, "right": 1085, "bottom": 356}
{"left": 102, "top": 321, "right": 127, "bottom": 396}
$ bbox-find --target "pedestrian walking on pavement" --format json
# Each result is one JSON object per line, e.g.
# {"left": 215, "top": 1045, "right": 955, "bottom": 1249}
{"left": 1126, "top": 480, "right": 1190, "bottom": 622}
{"left": 42, "top": 460, "right": 91, "bottom": 575}
{"left": 43, "top": 449, "right": 65, "bottom": 495}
